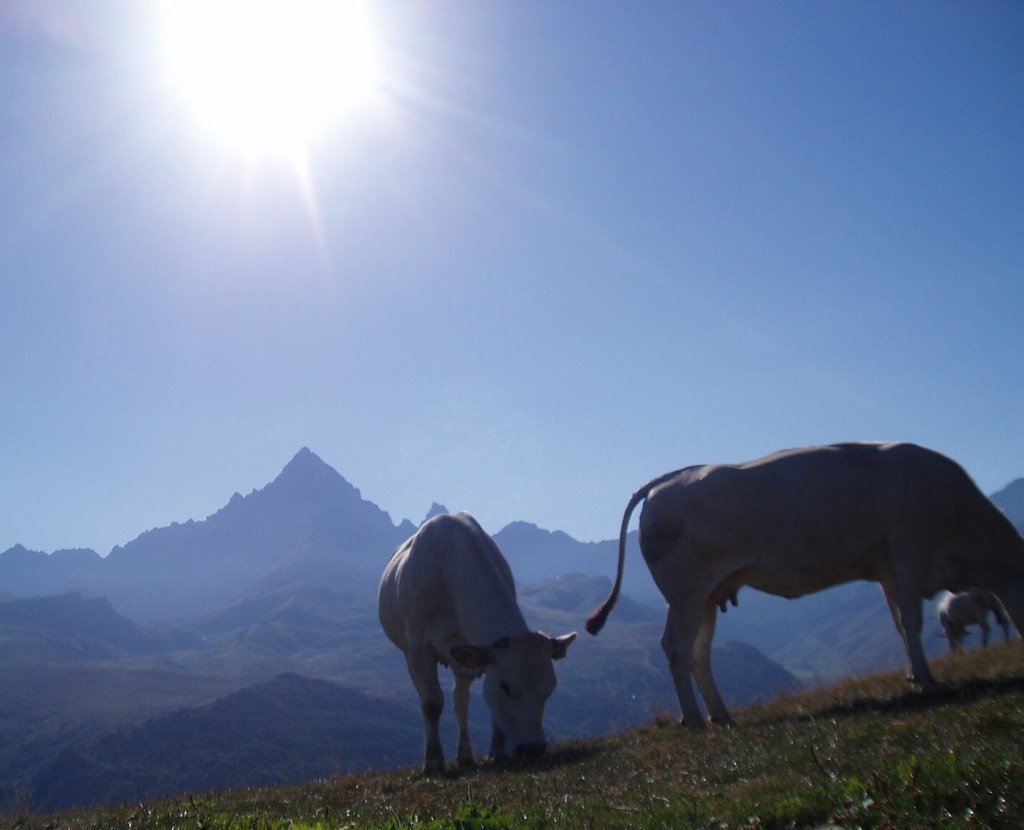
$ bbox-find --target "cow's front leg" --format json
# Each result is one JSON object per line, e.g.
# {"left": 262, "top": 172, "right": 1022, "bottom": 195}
{"left": 453, "top": 674, "right": 475, "bottom": 767}
{"left": 662, "top": 606, "right": 706, "bottom": 730}
{"left": 490, "top": 723, "right": 506, "bottom": 761}
{"left": 404, "top": 643, "right": 445, "bottom": 774}
{"left": 881, "top": 580, "right": 935, "bottom": 690}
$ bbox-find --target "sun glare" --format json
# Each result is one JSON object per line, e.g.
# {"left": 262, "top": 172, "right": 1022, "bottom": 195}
{"left": 161, "top": 0, "right": 381, "bottom": 159}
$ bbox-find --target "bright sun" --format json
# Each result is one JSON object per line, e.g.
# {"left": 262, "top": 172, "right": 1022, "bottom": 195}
{"left": 161, "top": 0, "right": 380, "bottom": 159}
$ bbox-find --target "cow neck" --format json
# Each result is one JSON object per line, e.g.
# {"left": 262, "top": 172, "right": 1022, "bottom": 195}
{"left": 455, "top": 577, "right": 529, "bottom": 646}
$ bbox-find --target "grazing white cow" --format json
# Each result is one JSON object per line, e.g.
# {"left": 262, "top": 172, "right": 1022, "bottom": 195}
{"left": 937, "top": 588, "right": 1011, "bottom": 653}
{"left": 587, "top": 442, "right": 1024, "bottom": 730}
{"left": 379, "top": 512, "right": 576, "bottom": 773}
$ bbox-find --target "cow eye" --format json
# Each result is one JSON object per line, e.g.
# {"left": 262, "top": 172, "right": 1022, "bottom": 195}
{"left": 499, "top": 681, "right": 512, "bottom": 697}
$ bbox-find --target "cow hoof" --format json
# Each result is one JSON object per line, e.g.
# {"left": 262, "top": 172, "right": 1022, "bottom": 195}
{"left": 682, "top": 717, "right": 706, "bottom": 732}
{"left": 710, "top": 715, "right": 736, "bottom": 728}
{"left": 456, "top": 755, "right": 476, "bottom": 769}
{"left": 422, "top": 757, "right": 445, "bottom": 776}
{"left": 907, "top": 673, "right": 937, "bottom": 692}
{"left": 515, "top": 742, "right": 547, "bottom": 760}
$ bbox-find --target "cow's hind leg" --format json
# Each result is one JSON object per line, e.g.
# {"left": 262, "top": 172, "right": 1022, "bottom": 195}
{"left": 661, "top": 606, "right": 705, "bottom": 731}
{"left": 453, "top": 674, "right": 475, "bottom": 767}
{"left": 992, "top": 601, "right": 1011, "bottom": 642}
{"left": 691, "top": 597, "right": 734, "bottom": 726}
{"left": 881, "top": 581, "right": 935, "bottom": 689}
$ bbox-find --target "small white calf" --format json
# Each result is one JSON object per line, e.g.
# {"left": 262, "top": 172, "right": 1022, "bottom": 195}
{"left": 379, "top": 512, "right": 576, "bottom": 773}
{"left": 937, "top": 588, "right": 1011, "bottom": 653}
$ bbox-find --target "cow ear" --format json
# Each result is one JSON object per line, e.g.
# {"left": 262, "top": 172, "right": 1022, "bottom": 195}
{"left": 450, "top": 644, "right": 492, "bottom": 669}
{"left": 550, "top": 631, "right": 577, "bottom": 660}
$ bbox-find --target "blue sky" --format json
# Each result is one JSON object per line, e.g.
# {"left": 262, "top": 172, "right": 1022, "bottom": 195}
{"left": 2, "top": 1, "right": 1022, "bottom": 556}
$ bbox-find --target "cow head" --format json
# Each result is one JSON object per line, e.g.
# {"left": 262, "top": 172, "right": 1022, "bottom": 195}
{"left": 451, "top": 630, "right": 576, "bottom": 760}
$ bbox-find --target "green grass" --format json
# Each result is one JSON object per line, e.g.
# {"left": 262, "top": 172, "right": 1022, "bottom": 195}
{"left": 6, "top": 643, "right": 1024, "bottom": 829}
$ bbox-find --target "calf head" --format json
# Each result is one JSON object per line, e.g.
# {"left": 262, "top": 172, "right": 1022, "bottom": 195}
{"left": 451, "top": 630, "right": 576, "bottom": 759}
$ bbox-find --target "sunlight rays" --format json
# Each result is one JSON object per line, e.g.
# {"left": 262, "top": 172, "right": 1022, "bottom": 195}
{"left": 160, "top": 0, "right": 381, "bottom": 162}
{"left": 157, "top": 0, "right": 389, "bottom": 272}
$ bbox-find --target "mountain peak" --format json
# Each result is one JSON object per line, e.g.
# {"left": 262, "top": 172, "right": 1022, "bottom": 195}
{"left": 268, "top": 448, "right": 354, "bottom": 496}
{"left": 422, "top": 503, "right": 449, "bottom": 524}
{"left": 281, "top": 446, "right": 327, "bottom": 474}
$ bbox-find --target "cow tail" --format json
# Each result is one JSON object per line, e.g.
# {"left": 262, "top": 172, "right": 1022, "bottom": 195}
{"left": 586, "top": 479, "right": 659, "bottom": 636}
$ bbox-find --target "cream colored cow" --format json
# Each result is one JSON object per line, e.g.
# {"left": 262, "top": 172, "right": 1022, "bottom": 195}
{"left": 588, "top": 442, "right": 1024, "bottom": 729}
{"left": 379, "top": 512, "right": 576, "bottom": 773}
{"left": 937, "top": 588, "right": 1011, "bottom": 652}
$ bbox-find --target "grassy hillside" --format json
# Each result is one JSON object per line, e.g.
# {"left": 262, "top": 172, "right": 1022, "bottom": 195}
{"left": 6, "top": 642, "right": 1022, "bottom": 830}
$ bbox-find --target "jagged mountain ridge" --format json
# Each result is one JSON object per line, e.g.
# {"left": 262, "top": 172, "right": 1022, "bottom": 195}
{"left": 0, "top": 448, "right": 663, "bottom": 621}
{"left": 0, "top": 449, "right": 415, "bottom": 622}
{"left": 493, "top": 521, "right": 654, "bottom": 601}
{"left": 0, "top": 545, "right": 105, "bottom": 599}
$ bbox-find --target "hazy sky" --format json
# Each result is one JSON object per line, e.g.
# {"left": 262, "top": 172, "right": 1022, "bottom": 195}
{"left": 3, "top": 2, "right": 1022, "bottom": 556}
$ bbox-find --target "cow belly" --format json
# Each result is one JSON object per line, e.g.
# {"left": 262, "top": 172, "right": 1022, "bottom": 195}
{"left": 740, "top": 538, "right": 887, "bottom": 600}
{"left": 743, "top": 564, "right": 863, "bottom": 600}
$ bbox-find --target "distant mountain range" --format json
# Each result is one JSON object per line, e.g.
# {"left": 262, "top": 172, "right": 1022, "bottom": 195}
{"left": 1, "top": 448, "right": 1020, "bottom": 812}
{"left": 0, "top": 448, "right": 663, "bottom": 621}
{"left": 1, "top": 448, "right": 410, "bottom": 621}
{"left": 992, "top": 477, "right": 1024, "bottom": 534}
{"left": 29, "top": 673, "right": 423, "bottom": 811}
